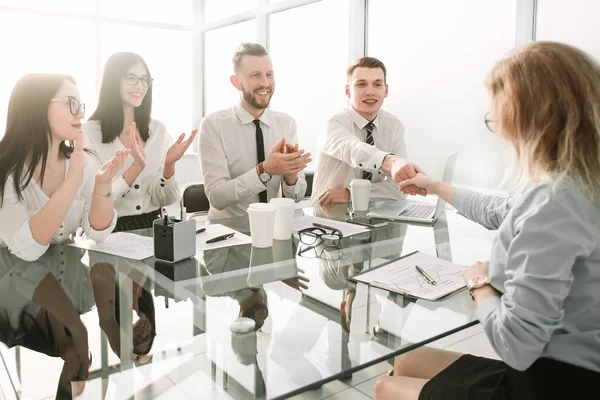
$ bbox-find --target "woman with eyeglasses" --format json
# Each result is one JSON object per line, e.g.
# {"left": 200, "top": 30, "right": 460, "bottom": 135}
{"left": 83, "top": 52, "right": 197, "bottom": 231}
{"left": 375, "top": 42, "right": 600, "bottom": 399}
{"left": 0, "top": 74, "right": 127, "bottom": 262}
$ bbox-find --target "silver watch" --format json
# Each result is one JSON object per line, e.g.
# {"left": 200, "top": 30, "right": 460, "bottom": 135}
{"left": 258, "top": 162, "right": 271, "bottom": 183}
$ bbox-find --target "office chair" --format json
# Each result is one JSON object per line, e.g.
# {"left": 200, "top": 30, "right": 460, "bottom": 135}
{"left": 304, "top": 170, "right": 314, "bottom": 199}
{"left": 181, "top": 182, "right": 210, "bottom": 220}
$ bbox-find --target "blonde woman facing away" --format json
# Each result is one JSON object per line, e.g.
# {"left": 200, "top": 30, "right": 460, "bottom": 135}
{"left": 376, "top": 42, "right": 600, "bottom": 399}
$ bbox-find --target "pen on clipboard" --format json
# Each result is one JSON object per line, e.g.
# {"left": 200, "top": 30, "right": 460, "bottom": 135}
{"left": 196, "top": 228, "right": 206, "bottom": 234}
{"left": 206, "top": 233, "right": 235, "bottom": 244}
{"left": 415, "top": 265, "right": 436, "bottom": 285}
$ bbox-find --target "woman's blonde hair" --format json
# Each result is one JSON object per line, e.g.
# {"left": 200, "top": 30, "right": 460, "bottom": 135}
{"left": 487, "top": 41, "right": 600, "bottom": 204}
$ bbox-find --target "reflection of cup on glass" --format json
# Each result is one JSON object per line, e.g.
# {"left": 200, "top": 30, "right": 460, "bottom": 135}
{"left": 269, "top": 198, "right": 295, "bottom": 240}
{"left": 350, "top": 179, "right": 372, "bottom": 211}
{"left": 248, "top": 203, "right": 277, "bottom": 248}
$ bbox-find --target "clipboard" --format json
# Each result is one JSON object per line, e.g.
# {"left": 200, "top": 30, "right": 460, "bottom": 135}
{"left": 348, "top": 250, "right": 467, "bottom": 301}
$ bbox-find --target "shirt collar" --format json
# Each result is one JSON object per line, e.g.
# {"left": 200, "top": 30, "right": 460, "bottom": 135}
{"left": 348, "top": 106, "right": 379, "bottom": 130}
{"left": 235, "top": 103, "right": 271, "bottom": 127}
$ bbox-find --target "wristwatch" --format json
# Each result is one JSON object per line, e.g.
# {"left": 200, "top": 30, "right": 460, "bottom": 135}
{"left": 467, "top": 276, "right": 491, "bottom": 299}
{"left": 257, "top": 162, "right": 271, "bottom": 183}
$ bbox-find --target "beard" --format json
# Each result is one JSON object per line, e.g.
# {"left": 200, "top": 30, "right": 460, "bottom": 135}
{"left": 241, "top": 83, "right": 273, "bottom": 110}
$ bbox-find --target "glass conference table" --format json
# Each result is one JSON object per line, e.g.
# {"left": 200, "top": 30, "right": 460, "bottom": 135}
{"left": 0, "top": 201, "right": 496, "bottom": 399}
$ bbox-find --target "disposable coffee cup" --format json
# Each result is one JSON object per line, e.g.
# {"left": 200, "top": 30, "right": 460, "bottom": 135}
{"left": 350, "top": 179, "right": 372, "bottom": 211}
{"left": 247, "top": 203, "right": 277, "bottom": 248}
{"left": 269, "top": 198, "right": 296, "bottom": 240}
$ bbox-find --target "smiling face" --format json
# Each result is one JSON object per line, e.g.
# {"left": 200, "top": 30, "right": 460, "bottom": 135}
{"left": 231, "top": 55, "right": 275, "bottom": 114}
{"left": 346, "top": 67, "right": 388, "bottom": 121}
{"left": 120, "top": 63, "right": 150, "bottom": 109}
{"left": 47, "top": 79, "right": 84, "bottom": 142}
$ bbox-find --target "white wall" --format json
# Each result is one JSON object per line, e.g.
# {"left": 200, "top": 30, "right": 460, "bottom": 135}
{"left": 536, "top": 0, "right": 600, "bottom": 61}
{"left": 367, "top": 0, "right": 518, "bottom": 188}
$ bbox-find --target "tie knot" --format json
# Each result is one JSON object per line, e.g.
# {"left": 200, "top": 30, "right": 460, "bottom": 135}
{"left": 366, "top": 121, "right": 374, "bottom": 132}
{"left": 253, "top": 119, "right": 261, "bottom": 127}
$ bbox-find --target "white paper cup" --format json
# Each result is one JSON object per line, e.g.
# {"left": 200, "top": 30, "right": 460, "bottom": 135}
{"left": 350, "top": 179, "right": 372, "bottom": 211}
{"left": 269, "top": 198, "right": 296, "bottom": 240}
{"left": 247, "top": 203, "right": 277, "bottom": 248}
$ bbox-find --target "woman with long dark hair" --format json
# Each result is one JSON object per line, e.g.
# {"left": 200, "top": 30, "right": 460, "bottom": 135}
{"left": 0, "top": 74, "right": 127, "bottom": 261}
{"left": 84, "top": 52, "right": 196, "bottom": 231}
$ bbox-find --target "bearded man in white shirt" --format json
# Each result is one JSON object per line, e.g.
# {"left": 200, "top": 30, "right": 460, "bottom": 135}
{"left": 311, "top": 57, "right": 424, "bottom": 207}
{"left": 199, "top": 43, "right": 311, "bottom": 220}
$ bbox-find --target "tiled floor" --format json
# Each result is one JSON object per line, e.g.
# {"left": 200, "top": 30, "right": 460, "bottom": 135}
{"left": 2, "top": 324, "right": 499, "bottom": 399}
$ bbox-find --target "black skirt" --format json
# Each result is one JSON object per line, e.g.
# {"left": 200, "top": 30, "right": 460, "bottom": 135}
{"left": 419, "top": 354, "right": 600, "bottom": 400}
{"left": 114, "top": 209, "right": 161, "bottom": 232}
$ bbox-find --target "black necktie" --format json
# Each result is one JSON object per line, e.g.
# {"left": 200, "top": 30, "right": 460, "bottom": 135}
{"left": 253, "top": 119, "right": 268, "bottom": 203}
{"left": 362, "top": 121, "right": 375, "bottom": 181}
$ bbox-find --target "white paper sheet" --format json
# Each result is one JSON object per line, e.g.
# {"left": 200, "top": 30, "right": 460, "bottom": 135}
{"left": 69, "top": 232, "right": 154, "bottom": 260}
{"left": 292, "top": 215, "right": 369, "bottom": 238}
{"left": 353, "top": 251, "right": 466, "bottom": 300}
{"left": 196, "top": 223, "right": 252, "bottom": 251}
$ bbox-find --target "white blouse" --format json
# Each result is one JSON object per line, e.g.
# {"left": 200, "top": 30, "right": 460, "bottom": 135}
{"left": 83, "top": 119, "right": 181, "bottom": 218}
{"left": 0, "top": 153, "right": 117, "bottom": 261}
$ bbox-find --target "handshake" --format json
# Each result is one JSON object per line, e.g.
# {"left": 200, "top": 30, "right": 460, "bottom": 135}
{"left": 383, "top": 155, "right": 433, "bottom": 197}
{"left": 262, "top": 138, "right": 312, "bottom": 181}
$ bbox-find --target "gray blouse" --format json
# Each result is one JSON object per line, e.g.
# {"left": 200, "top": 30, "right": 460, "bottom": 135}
{"left": 453, "top": 179, "right": 600, "bottom": 372}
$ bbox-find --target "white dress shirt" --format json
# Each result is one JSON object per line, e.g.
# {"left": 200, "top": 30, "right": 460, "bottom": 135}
{"left": 83, "top": 119, "right": 180, "bottom": 218}
{"left": 310, "top": 107, "right": 407, "bottom": 206}
{"left": 199, "top": 104, "right": 307, "bottom": 220}
{"left": 0, "top": 153, "right": 117, "bottom": 261}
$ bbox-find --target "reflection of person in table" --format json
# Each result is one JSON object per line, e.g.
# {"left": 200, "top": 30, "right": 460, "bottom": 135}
{"left": 90, "top": 261, "right": 156, "bottom": 358}
{"left": 200, "top": 246, "right": 270, "bottom": 331}
{"left": 0, "top": 245, "right": 93, "bottom": 398}
{"left": 376, "top": 42, "right": 600, "bottom": 399}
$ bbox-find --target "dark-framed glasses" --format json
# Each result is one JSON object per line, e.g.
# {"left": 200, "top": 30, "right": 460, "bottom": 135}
{"left": 298, "top": 227, "right": 343, "bottom": 248}
{"left": 484, "top": 112, "right": 497, "bottom": 133}
{"left": 50, "top": 96, "right": 85, "bottom": 117}
{"left": 124, "top": 73, "right": 153, "bottom": 88}
{"left": 298, "top": 243, "right": 344, "bottom": 259}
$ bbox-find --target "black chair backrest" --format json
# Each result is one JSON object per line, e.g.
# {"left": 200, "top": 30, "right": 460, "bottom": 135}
{"left": 304, "top": 170, "right": 314, "bottom": 198}
{"left": 182, "top": 183, "right": 210, "bottom": 214}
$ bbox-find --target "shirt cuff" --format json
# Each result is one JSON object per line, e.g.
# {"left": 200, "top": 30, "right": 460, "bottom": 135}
{"left": 83, "top": 208, "right": 118, "bottom": 243}
{"left": 243, "top": 166, "right": 268, "bottom": 193}
{"left": 362, "top": 150, "right": 389, "bottom": 173}
{"left": 112, "top": 176, "right": 132, "bottom": 199}
{"left": 475, "top": 295, "right": 502, "bottom": 323}
{"left": 451, "top": 187, "right": 476, "bottom": 214}
{"left": 8, "top": 222, "right": 50, "bottom": 261}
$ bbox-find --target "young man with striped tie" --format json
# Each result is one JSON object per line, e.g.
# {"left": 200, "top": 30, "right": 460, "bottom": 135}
{"left": 311, "top": 57, "right": 424, "bottom": 207}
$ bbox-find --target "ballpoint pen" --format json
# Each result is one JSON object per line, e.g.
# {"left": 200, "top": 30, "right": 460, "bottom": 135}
{"left": 206, "top": 233, "right": 235, "bottom": 244}
{"left": 415, "top": 265, "right": 437, "bottom": 285}
{"left": 196, "top": 228, "right": 206, "bottom": 234}
{"left": 312, "top": 222, "right": 338, "bottom": 231}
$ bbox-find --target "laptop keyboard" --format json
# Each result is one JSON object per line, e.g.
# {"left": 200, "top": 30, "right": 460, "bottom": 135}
{"left": 400, "top": 204, "right": 436, "bottom": 218}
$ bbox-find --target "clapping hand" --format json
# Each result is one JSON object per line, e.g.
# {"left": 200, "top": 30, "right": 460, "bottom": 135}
{"left": 95, "top": 149, "right": 130, "bottom": 184}
{"left": 165, "top": 129, "right": 198, "bottom": 166}
{"left": 127, "top": 122, "right": 146, "bottom": 168}
{"left": 263, "top": 138, "right": 311, "bottom": 176}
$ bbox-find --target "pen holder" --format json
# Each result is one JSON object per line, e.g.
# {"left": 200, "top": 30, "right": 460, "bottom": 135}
{"left": 153, "top": 217, "right": 196, "bottom": 263}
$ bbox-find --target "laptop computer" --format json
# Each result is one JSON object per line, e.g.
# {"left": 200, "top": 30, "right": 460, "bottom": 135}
{"left": 367, "top": 152, "right": 457, "bottom": 224}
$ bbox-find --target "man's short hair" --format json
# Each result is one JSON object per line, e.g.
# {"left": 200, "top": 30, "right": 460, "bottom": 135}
{"left": 232, "top": 42, "right": 269, "bottom": 73}
{"left": 346, "top": 57, "right": 387, "bottom": 84}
